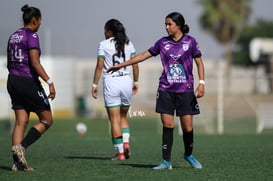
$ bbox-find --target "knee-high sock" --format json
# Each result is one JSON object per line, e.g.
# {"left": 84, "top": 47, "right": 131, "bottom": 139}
{"left": 162, "top": 127, "right": 174, "bottom": 162}
{"left": 21, "top": 127, "right": 41, "bottom": 150}
{"left": 122, "top": 128, "right": 130, "bottom": 143}
{"left": 112, "top": 136, "right": 123, "bottom": 153}
{"left": 183, "top": 130, "right": 193, "bottom": 156}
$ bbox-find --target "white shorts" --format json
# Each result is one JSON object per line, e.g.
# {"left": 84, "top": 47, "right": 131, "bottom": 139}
{"left": 103, "top": 75, "right": 133, "bottom": 108}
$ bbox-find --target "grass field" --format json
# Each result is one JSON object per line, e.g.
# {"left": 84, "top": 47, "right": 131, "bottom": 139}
{"left": 0, "top": 117, "right": 273, "bottom": 181}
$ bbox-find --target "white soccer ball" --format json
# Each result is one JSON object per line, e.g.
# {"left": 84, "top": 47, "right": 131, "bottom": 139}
{"left": 76, "top": 122, "right": 87, "bottom": 136}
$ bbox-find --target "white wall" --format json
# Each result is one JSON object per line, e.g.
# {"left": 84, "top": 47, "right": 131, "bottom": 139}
{"left": 0, "top": 56, "right": 271, "bottom": 119}
{"left": 41, "top": 56, "right": 75, "bottom": 117}
{"left": 0, "top": 56, "right": 10, "bottom": 119}
{"left": 0, "top": 56, "right": 75, "bottom": 119}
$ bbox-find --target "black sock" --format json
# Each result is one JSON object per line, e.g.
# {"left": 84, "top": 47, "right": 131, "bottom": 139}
{"left": 21, "top": 127, "right": 41, "bottom": 150}
{"left": 162, "top": 127, "right": 174, "bottom": 162}
{"left": 183, "top": 130, "right": 193, "bottom": 156}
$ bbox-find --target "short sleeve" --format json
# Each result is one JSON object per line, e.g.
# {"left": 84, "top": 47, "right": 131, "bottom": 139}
{"left": 148, "top": 38, "right": 162, "bottom": 56}
{"left": 191, "top": 38, "right": 202, "bottom": 58}
{"left": 97, "top": 42, "right": 106, "bottom": 58}
{"left": 128, "top": 41, "right": 136, "bottom": 57}
{"left": 27, "top": 32, "right": 40, "bottom": 50}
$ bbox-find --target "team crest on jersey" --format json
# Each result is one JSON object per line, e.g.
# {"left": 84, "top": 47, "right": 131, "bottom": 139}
{"left": 182, "top": 43, "right": 189, "bottom": 51}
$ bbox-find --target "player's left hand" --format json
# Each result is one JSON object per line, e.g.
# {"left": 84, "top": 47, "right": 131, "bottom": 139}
{"left": 106, "top": 65, "right": 120, "bottom": 73}
{"left": 48, "top": 83, "right": 56, "bottom": 100}
{"left": 195, "top": 84, "right": 205, "bottom": 98}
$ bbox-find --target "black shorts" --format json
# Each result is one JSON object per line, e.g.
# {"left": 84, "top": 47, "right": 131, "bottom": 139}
{"left": 7, "top": 74, "right": 51, "bottom": 113}
{"left": 156, "top": 91, "right": 200, "bottom": 116}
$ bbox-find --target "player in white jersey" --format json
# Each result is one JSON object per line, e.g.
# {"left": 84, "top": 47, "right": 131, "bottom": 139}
{"left": 92, "top": 19, "right": 139, "bottom": 160}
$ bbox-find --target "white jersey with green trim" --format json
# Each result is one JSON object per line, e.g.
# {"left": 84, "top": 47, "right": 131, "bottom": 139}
{"left": 97, "top": 37, "right": 136, "bottom": 78}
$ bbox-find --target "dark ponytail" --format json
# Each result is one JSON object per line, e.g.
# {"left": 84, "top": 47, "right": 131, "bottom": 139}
{"left": 166, "top": 12, "right": 189, "bottom": 34}
{"left": 104, "top": 19, "right": 129, "bottom": 57}
{"left": 21, "top": 4, "right": 41, "bottom": 25}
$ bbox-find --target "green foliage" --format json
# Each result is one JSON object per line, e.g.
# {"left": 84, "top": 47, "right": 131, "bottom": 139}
{"left": 197, "top": 0, "right": 251, "bottom": 43}
{"left": 233, "top": 19, "right": 273, "bottom": 65}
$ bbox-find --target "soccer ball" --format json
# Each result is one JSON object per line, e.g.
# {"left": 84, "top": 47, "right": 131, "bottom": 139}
{"left": 76, "top": 122, "right": 87, "bottom": 136}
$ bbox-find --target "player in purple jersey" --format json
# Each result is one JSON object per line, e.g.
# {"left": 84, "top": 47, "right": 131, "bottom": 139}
{"left": 107, "top": 12, "right": 205, "bottom": 170}
{"left": 7, "top": 4, "right": 56, "bottom": 171}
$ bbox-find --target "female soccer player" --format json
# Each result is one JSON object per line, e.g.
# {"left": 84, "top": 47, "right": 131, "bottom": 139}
{"left": 91, "top": 19, "right": 139, "bottom": 160}
{"left": 7, "top": 4, "right": 56, "bottom": 171}
{"left": 107, "top": 12, "right": 205, "bottom": 169}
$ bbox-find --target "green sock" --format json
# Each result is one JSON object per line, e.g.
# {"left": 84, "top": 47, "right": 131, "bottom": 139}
{"left": 112, "top": 136, "right": 123, "bottom": 145}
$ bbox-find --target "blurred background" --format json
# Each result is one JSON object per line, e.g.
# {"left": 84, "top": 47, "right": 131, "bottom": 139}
{"left": 1, "top": 0, "right": 273, "bottom": 134}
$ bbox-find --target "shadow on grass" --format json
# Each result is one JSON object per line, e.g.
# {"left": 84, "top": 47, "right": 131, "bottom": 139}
{"left": 64, "top": 156, "right": 110, "bottom": 160}
{"left": 64, "top": 157, "right": 165, "bottom": 169}
{"left": 119, "top": 163, "right": 159, "bottom": 169}
{"left": 0, "top": 166, "right": 12, "bottom": 171}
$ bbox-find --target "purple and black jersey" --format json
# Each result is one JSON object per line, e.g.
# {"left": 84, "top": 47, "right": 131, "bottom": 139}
{"left": 7, "top": 28, "right": 41, "bottom": 78}
{"left": 148, "top": 34, "right": 201, "bottom": 93}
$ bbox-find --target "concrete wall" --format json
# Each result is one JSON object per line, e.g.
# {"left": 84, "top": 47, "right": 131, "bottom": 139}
{"left": 0, "top": 56, "right": 75, "bottom": 119}
{"left": 0, "top": 56, "right": 271, "bottom": 120}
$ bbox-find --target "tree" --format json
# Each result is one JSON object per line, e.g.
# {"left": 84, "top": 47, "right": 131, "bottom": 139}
{"left": 197, "top": 0, "right": 252, "bottom": 72}
{"left": 233, "top": 19, "right": 273, "bottom": 66}
{"left": 233, "top": 19, "right": 273, "bottom": 92}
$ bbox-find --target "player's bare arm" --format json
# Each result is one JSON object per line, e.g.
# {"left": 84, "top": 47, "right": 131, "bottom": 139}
{"left": 92, "top": 57, "right": 104, "bottom": 99}
{"left": 107, "top": 50, "right": 152, "bottom": 73}
{"left": 194, "top": 57, "right": 205, "bottom": 98}
{"left": 29, "top": 49, "right": 56, "bottom": 100}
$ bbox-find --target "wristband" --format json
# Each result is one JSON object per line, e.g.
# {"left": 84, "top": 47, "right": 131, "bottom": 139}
{"left": 133, "top": 81, "right": 138, "bottom": 85}
{"left": 199, "top": 80, "right": 205, "bottom": 85}
{"left": 92, "top": 83, "right": 97, "bottom": 88}
{"left": 47, "top": 78, "right": 53, "bottom": 85}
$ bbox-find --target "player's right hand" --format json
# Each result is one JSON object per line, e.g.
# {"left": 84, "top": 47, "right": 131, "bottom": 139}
{"left": 48, "top": 83, "right": 56, "bottom": 100}
{"left": 106, "top": 65, "right": 120, "bottom": 73}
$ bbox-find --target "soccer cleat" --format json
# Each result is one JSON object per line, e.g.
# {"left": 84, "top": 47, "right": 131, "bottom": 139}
{"left": 11, "top": 163, "right": 18, "bottom": 171}
{"left": 11, "top": 162, "right": 33, "bottom": 172}
{"left": 152, "top": 160, "right": 172, "bottom": 170}
{"left": 123, "top": 142, "right": 131, "bottom": 159}
{"left": 11, "top": 144, "right": 33, "bottom": 171}
{"left": 111, "top": 153, "right": 126, "bottom": 160}
{"left": 184, "top": 154, "right": 202, "bottom": 169}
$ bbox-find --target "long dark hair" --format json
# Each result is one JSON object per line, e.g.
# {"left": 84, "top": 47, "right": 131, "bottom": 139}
{"left": 104, "top": 19, "right": 129, "bottom": 57}
{"left": 166, "top": 12, "right": 189, "bottom": 34}
{"left": 21, "top": 4, "right": 41, "bottom": 25}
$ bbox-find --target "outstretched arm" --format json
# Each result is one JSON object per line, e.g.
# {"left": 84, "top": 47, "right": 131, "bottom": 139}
{"left": 107, "top": 50, "right": 152, "bottom": 73}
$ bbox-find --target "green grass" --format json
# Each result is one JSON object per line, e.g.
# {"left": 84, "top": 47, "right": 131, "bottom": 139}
{"left": 0, "top": 117, "right": 273, "bottom": 181}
